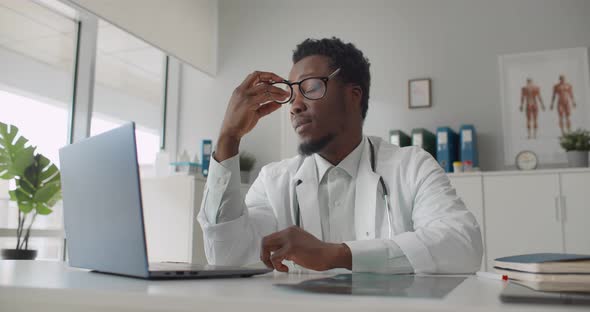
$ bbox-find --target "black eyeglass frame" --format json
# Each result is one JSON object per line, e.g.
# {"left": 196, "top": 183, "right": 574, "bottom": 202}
{"left": 270, "top": 68, "right": 341, "bottom": 104}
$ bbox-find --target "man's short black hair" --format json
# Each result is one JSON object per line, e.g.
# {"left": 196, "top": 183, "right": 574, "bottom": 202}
{"left": 292, "top": 37, "right": 371, "bottom": 120}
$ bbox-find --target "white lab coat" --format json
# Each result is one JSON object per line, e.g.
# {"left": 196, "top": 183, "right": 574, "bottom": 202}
{"left": 197, "top": 136, "right": 483, "bottom": 273}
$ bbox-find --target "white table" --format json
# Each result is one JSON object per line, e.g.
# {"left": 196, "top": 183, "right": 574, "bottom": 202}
{"left": 0, "top": 260, "right": 586, "bottom": 312}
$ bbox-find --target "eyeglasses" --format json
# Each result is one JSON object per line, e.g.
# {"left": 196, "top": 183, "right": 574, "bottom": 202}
{"left": 269, "top": 68, "right": 341, "bottom": 104}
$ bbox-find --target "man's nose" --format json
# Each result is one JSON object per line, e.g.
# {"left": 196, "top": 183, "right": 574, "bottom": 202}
{"left": 290, "top": 88, "right": 307, "bottom": 115}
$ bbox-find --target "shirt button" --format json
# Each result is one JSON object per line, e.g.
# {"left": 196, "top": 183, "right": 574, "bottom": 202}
{"left": 335, "top": 201, "right": 341, "bottom": 207}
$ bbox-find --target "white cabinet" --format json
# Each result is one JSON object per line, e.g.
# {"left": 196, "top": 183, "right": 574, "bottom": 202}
{"left": 560, "top": 172, "right": 590, "bottom": 254}
{"left": 447, "top": 174, "right": 486, "bottom": 270}
{"left": 483, "top": 173, "right": 564, "bottom": 270}
{"left": 141, "top": 175, "right": 207, "bottom": 264}
{"left": 450, "top": 169, "right": 590, "bottom": 271}
{"left": 140, "top": 175, "right": 252, "bottom": 265}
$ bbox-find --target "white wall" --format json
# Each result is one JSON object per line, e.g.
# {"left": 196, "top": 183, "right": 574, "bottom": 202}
{"left": 178, "top": 0, "right": 590, "bottom": 172}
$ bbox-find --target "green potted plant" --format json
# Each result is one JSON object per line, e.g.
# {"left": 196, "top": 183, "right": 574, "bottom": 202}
{"left": 559, "top": 128, "right": 590, "bottom": 168}
{"left": 239, "top": 151, "right": 256, "bottom": 184}
{"left": 0, "top": 122, "right": 62, "bottom": 260}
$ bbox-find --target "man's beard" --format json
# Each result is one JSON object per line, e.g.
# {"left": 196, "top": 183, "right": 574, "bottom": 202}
{"left": 298, "top": 134, "right": 335, "bottom": 156}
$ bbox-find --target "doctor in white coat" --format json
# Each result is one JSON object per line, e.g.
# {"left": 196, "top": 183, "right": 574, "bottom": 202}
{"left": 198, "top": 37, "right": 483, "bottom": 274}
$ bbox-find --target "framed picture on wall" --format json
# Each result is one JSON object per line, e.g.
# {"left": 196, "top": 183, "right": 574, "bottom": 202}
{"left": 498, "top": 47, "right": 590, "bottom": 167}
{"left": 408, "top": 78, "right": 432, "bottom": 109}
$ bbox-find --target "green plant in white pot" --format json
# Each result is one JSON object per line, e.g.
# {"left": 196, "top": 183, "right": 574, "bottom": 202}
{"left": 239, "top": 151, "right": 256, "bottom": 184}
{"left": 559, "top": 128, "right": 590, "bottom": 168}
{"left": 0, "top": 122, "right": 62, "bottom": 260}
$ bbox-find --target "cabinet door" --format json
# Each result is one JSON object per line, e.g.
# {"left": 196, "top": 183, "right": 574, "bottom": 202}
{"left": 483, "top": 173, "right": 563, "bottom": 269}
{"left": 560, "top": 172, "right": 590, "bottom": 254}
{"left": 448, "top": 175, "right": 485, "bottom": 270}
{"left": 142, "top": 176, "right": 195, "bottom": 263}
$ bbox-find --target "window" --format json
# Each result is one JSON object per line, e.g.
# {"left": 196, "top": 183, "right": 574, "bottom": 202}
{"left": 91, "top": 20, "right": 166, "bottom": 167}
{"left": 0, "top": 0, "right": 78, "bottom": 259}
{"left": 0, "top": 0, "right": 170, "bottom": 260}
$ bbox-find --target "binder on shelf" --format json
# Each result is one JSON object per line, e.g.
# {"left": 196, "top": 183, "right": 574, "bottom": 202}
{"left": 459, "top": 125, "right": 478, "bottom": 168}
{"left": 436, "top": 127, "right": 459, "bottom": 173}
{"left": 389, "top": 130, "right": 411, "bottom": 147}
{"left": 411, "top": 128, "right": 436, "bottom": 158}
{"left": 201, "top": 139, "right": 212, "bottom": 177}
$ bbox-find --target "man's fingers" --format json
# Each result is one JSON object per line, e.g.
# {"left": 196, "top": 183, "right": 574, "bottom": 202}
{"left": 257, "top": 102, "right": 282, "bottom": 118}
{"left": 261, "top": 250, "right": 274, "bottom": 269}
{"left": 270, "top": 247, "right": 290, "bottom": 272}
{"left": 240, "top": 71, "right": 285, "bottom": 89}
{"left": 251, "top": 71, "right": 286, "bottom": 86}
{"left": 247, "top": 83, "right": 290, "bottom": 98}
{"left": 260, "top": 234, "right": 284, "bottom": 269}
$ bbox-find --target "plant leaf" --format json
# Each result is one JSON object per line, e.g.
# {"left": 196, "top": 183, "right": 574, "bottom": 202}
{"left": 35, "top": 202, "right": 53, "bottom": 215}
{"left": 0, "top": 122, "right": 36, "bottom": 179}
{"left": 14, "top": 188, "right": 34, "bottom": 213}
{"left": 16, "top": 153, "right": 61, "bottom": 215}
{"left": 34, "top": 180, "right": 61, "bottom": 204}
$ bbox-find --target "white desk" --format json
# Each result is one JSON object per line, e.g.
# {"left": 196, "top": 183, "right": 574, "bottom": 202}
{"left": 0, "top": 261, "right": 586, "bottom": 312}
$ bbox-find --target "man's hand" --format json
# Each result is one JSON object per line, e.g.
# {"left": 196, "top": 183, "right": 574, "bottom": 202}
{"left": 260, "top": 226, "right": 352, "bottom": 272}
{"left": 215, "top": 71, "right": 290, "bottom": 162}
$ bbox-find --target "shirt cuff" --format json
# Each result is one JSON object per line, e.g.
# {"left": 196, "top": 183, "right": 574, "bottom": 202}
{"left": 344, "top": 239, "right": 414, "bottom": 274}
{"left": 203, "top": 152, "right": 241, "bottom": 223}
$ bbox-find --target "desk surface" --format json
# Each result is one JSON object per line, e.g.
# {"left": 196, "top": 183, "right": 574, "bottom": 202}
{"left": 0, "top": 260, "right": 586, "bottom": 312}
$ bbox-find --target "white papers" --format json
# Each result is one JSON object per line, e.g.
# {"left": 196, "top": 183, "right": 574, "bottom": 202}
{"left": 462, "top": 129, "right": 473, "bottom": 143}
{"left": 438, "top": 132, "right": 448, "bottom": 145}
{"left": 412, "top": 133, "right": 423, "bottom": 147}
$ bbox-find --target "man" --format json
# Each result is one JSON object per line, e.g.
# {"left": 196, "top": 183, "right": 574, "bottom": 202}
{"left": 520, "top": 78, "right": 545, "bottom": 140}
{"left": 550, "top": 75, "right": 576, "bottom": 135}
{"left": 198, "top": 37, "right": 483, "bottom": 274}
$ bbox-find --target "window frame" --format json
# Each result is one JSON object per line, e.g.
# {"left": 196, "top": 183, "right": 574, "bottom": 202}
{"left": 0, "top": 0, "right": 177, "bottom": 261}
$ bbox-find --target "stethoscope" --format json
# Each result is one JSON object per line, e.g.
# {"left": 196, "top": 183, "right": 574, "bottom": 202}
{"left": 293, "top": 138, "right": 394, "bottom": 239}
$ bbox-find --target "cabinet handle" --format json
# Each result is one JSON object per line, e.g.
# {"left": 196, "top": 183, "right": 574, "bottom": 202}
{"left": 554, "top": 196, "right": 560, "bottom": 221}
{"left": 560, "top": 196, "right": 567, "bottom": 222}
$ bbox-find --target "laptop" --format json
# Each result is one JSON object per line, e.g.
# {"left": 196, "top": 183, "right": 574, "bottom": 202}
{"left": 59, "top": 122, "right": 272, "bottom": 279}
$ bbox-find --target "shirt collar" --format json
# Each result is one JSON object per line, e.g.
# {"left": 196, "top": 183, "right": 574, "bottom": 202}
{"left": 314, "top": 136, "right": 365, "bottom": 182}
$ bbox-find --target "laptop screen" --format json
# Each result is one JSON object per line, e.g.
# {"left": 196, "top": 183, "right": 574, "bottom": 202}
{"left": 59, "top": 122, "right": 150, "bottom": 278}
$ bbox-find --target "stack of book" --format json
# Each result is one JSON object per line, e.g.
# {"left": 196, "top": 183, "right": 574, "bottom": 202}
{"left": 494, "top": 253, "right": 590, "bottom": 292}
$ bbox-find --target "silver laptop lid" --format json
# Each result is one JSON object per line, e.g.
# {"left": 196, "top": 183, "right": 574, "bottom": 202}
{"left": 59, "top": 122, "right": 149, "bottom": 278}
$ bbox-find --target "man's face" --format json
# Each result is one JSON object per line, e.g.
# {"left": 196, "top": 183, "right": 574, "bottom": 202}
{"left": 288, "top": 55, "right": 351, "bottom": 155}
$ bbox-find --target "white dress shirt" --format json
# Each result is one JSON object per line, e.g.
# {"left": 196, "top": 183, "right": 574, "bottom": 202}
{"left": 203, "top": 137, "right": 413, "bottom": 273}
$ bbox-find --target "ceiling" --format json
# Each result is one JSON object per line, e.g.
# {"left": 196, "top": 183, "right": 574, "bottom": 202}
{"left": 0, "top": 0, "right": 165, "bottom": 105}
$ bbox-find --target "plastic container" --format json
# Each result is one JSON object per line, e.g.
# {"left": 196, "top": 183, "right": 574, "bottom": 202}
{"left": 463, "top": 160, "right": 473, "bottom": 172}
{"left": 453, "top": 161, "right": 463, "bottom": 173}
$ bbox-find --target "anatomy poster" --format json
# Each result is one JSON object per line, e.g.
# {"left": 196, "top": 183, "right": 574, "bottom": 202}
{"left": 499, "top": 48, "right": 590, "bottom": 167}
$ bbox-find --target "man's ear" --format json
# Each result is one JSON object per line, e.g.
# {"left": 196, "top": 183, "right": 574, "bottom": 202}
{"left": 349, "top": 85, "right": 363, "bottom": 113}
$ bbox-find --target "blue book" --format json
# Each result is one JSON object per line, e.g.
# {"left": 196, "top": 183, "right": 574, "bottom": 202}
{"left": 495, "top": 253, "right": 590, "bottom": 274}
{"left": 436, "top": 127, "right": 458, "bottom": 173}
{"left": 201, "top": 140, "right": 212, "bottom": 177}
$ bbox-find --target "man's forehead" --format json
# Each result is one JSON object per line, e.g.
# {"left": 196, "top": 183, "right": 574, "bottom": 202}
{"left": 288, "top": 55, "right": 332, "bottom": 81}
